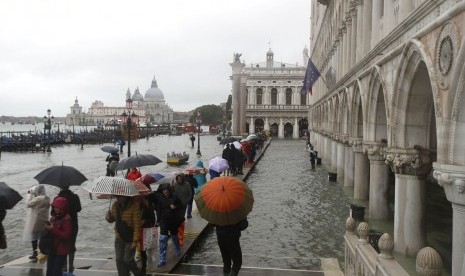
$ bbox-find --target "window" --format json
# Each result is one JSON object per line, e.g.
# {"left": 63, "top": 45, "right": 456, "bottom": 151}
{"left": 285, "top": 88, "right": 292, "bottom": 105}
{"left": 301, "top": 93, "right": 306, "bottom": 105}
{"left": 271, "top": 88, "right": 278, "bottom": 105}
{"left": 256, "top": 88, "right": 263, "bottom": 105}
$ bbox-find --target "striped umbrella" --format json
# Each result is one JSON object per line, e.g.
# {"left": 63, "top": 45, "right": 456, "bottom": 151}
{"left": 82, "top": 176, "right": 144, "bottom": 197}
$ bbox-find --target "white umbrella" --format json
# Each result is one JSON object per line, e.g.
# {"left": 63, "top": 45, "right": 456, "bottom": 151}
{"left": 82, "top": 176, "right": 141, "bottom": 196}
{"left": 224, "top": 141, "right": 242, "bottom": 150}
{"left": 208, "top": 156, "right": 229, "bottom": 173}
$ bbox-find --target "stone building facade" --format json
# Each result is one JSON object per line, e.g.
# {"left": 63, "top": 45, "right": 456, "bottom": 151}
{"left": 309, "top": 0, "right": 465, "bottom": 275}
{"left": 230, "top": 49, "right": 310, "bottom": 138}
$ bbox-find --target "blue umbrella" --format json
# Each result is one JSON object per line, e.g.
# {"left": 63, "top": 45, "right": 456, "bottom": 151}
{"left": 147, "top": 173, "right": 165, "bottom": 181}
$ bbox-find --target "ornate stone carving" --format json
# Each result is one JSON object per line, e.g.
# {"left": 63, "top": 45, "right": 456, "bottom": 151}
{"left": 416, "top": 247, "right": 443, "bottom": 276}
{"left": 346, "top": 217, "right": 356, "bottom": 232}
{"left": 435, "top": 21, "right": 458, "bottom": 90}
{"left": 363, "top": 142, "right": 386, "bottom": 161}
{"left": 384, "top": 148, "right": 432, "bottom": 176}
{"left": 352, "top": 138, "right": 363, "bottom": 153}
{"left": 378, "top": 233, "right": 394, "bottom": 259}
{"left": 433, "top": 163, "right": 465, "bottom": 205}
{"left": 357, "top": 222, "right": 369, "bottom": 243}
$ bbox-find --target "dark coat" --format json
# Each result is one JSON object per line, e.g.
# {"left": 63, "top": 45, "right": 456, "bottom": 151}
{"left": 215, "top": 219, "right": 248, "bottom": 238}
{"left": 0, "top": 210, "right": 6, "bottom": 249}
{"left": 153, "top": 192, "right": 182, "bottom": 227}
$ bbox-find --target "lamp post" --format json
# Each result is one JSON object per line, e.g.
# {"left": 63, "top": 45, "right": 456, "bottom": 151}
{"left": 43, "top": 108, "right": 54, "bottom": 153}
{"left": 196, "top": 112, "right": 202, "bottom": 156}
{"left": 122, "top": 98, "right": 137, "bottom": 157}
{"left": 223, "top": 116, "right": 227, "bottom": 138}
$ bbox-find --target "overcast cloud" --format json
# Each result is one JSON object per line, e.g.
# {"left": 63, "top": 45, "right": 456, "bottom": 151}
{"left": 0, "top": 0, "right": 310, "bottom": 117}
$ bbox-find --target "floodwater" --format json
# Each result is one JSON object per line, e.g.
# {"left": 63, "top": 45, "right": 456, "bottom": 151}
{"left": 0, "top": 135, "right": 353, "bottom": 272}
{"left": 0, "top": 133, "right": 224, "bottom": 264}
{"left": 181, "top": 139, "right": 352, "bottom": 271}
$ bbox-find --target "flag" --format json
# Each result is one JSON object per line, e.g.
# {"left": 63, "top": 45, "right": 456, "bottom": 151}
{"left": 301, "top": 59, "right": 321, "bottom": 95}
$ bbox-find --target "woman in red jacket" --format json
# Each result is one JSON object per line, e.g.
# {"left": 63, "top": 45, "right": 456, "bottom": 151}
{"left": 45, "top": 196, "right": 73, "bottom": 276}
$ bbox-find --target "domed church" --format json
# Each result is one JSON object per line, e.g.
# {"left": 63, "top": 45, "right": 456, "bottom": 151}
{"left": 128, "top": 76, "right": 174, "bottom": 124}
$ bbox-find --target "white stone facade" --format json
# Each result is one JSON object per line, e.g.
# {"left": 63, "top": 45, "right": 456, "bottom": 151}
{"left": 230, "top": 49, "right": 310, "bottom": 138}
{"left": 310, "top": 1, "right": 465, "bottom": 275}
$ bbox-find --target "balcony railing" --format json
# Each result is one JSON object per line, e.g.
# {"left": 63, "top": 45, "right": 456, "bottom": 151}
{"left": 246, "top": 104, "right": 309, "bottom": 111}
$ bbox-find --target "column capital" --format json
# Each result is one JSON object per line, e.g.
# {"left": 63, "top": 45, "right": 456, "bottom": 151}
{"left": 351, "top": 138, "right": 364, "bottom": 153}
{"left": 355, "top": 0, "right": 364, "bottom": 6}
{"left": 363, "top": 141, "right": 386, "bottom": 161}
{"left": 433, "top": 163, "right": 465, "bottom": 205}
{"left": 384, "top": 147, "right": 432, "bottom": 176}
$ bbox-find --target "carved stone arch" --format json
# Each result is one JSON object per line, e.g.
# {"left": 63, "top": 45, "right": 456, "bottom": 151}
{"left": 351, "top": 79, "right": 364, "bottom": 139}
{"left": 330, "top": 96, "right": 339, "bottom": 133}
{"left": 392, "top": 39, "right": 440, "bottom": 148}
{"left": 447, "top": 35, "right": 465, "bottom": 165}
{"left": 366, "top": 65, "right": 389, "bottom": 142}
{"left": 340, "top": 88, "right": 350, "bottom": 135}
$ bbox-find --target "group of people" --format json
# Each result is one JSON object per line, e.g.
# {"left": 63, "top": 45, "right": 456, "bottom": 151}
{"left": 22, "top": 184, "right": 81, "bottom": 276}
{"left": 105, "top": 170, "right": 207, "bottom": 275}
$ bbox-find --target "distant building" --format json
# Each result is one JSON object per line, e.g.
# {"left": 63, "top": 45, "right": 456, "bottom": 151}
{"left": 230, "top": 48, "right": 309, "bottom": 138}
{"left": 65, "top": 76, "right": 175, "bottom": 127}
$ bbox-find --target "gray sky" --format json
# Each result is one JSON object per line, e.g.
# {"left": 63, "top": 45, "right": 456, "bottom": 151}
{"left": 0, "top": 0, "right": 310, "bottom": 117}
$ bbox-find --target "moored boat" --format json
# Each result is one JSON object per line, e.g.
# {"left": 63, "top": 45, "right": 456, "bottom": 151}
{"left": 167, "top": 151, "right": 189, "bottom": 165}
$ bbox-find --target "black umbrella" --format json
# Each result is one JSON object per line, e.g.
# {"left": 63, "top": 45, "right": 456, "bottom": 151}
{"left": 34, "top": 165, "right": 87, "bottom": 188}
{"left": 101, "top": 145, "right": 119, "bottom": 154}
{"left": 219, "top": 137, "right": 238, "bottom": 145}
{"left": 116, "top": 154, "right": 162, "bottom": 170}
{"left": 0, "top": 182, "right": 23, "bottom": 209}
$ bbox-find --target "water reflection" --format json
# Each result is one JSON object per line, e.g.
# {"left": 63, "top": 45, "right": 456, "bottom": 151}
{"left": 183, "top": 140, "right": 351, "bottom": 271}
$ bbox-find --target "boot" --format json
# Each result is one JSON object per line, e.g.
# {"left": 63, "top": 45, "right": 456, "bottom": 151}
{"left": 229, "top": 270, "right": 238, "bottom": 276}
{"left": 178, "top": 222, "right": 185, "bottom": 246}
{"left": 68, "top": 252, "right": 75, "bottom": 273}
{"left": 157, "top": 235, "right": 168, "bottom": 267}
{"left": 171, "top": 235, "right": 181, "bottom": 256}
{"left": 29, "top": 250, "right": 38, "bottom": 260}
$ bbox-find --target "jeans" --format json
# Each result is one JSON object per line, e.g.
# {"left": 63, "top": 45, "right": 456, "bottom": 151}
{"left": 217, "top": 235, "right": 242, "bottom": 274}
{"left": 114, "top": 238, "right": 140, "bottom": 276}
{"left": 46, "top": 253, "right": 67, "bottom": 276}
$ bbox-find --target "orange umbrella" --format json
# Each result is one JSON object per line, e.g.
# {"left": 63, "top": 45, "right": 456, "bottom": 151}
{"left": 194, "top": 176, "right": 253, "bottom": 226}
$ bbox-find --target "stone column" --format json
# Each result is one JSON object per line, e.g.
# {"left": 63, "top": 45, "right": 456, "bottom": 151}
{"left": 249, "top": 117, "right": 255, "bottom": 134}
{"left": 337, "top": 141, "right": 345, "bottom": 181}
{"left": 433, "top": 163, "right": 465, "bottom": 276}
{"left": 331, "top": 139, "right": 338, "bottom": 173}
{"left": 365, "top": 142, "right": 389, "bottom": 220}
{"left": 293, "top": 117, "right": 299, "bottom": 139}
{"left": 345, "top": 17, "right": 352, "bottom": 72}
{"left": 371, "top": 0, "right": 380, "bottom": 48}
{"left": 264, "top": 117, "right": 269, "bottom": 131}
{"left": 356, "top": 0, "right": 364, "bottom": 62}
{"left": 325, "top": 136, "right": 332, "bottom": 164}
{"left": 385, "top": 148, "right": 431, "bottom": 257}
{"left": 363, "top": 0, "right": 372, "bottom": 55}
{"left": 343, "top": 25, "right": 349, "bottom": 74}
{"left": 344, "top": 142, "right": 355, "bottom": 187}
{"left": 239, "top": 77, "right": 247, "bottom": 135}
{"left": 278, "top": 118, "right": 284, "bottom": 138}
{"left": 350, "top": 4, "right": 357, "bottom": 67}
{"left": 353, "top": 140, "right": 369, "bottom": 199}
{"left": 230, "top": 62, "right": 245, "bottom": 136}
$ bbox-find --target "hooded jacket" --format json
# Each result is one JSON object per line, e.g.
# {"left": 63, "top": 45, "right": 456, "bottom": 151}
{"left": 23, "top": 185, "right": 50, "bottom": 241}
{"left": 193, "top": 160, "right": 207, "bottom": 194}
{"left": 49, "top": 197, "right": 73, "bottom": 255}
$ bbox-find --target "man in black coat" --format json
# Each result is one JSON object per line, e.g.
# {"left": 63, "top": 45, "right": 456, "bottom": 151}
{"left": 215, "top": 219, "right": 248, "bottom": 276}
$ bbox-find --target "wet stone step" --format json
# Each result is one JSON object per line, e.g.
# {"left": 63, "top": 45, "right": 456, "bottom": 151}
{"left": 173, "top": 263, "right": 324, "bottom": 275}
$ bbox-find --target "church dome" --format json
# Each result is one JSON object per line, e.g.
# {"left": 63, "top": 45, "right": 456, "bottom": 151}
{"left": 132, "top": 87, "right": 144, "bottom": 101}
{"left": 145, "top": 77, "right": 164, "bottom": 100}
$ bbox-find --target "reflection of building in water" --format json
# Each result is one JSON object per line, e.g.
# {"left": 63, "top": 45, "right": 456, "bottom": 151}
{"left": 65, "top": 76, "right": 176, "bottom": 127}
{"left": 230, "top": 48, "right": 309, "bottom": 138}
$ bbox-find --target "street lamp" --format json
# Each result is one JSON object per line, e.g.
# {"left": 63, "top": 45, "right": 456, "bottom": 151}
{"left": 43, "top": 108, "right": 54, "bottom": 153}
{"left": 196, "top": 112, "right": 202, "bottom": 156}
{"left": 223, "top": 116, "right": 227, "bottom": 138}
{"left": 122, "top": 98, "right": 138, "bottom": 157}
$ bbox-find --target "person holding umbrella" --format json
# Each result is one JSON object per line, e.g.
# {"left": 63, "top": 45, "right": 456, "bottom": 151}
{"left": 171, "top": 174, "right": 191, "bottom": 246}
{"left": 23, "top": 185, "right": 50, "bottom": 260}
{"left": 0, "top": 209, "right": 6, "bottom": 249}
{"left": 153, "top": 184, "right": 182, "bottom": 267}
{"left": 105, "top": 196, "right": 141, "bottom": 276}
{"left": 194, "top": 177, "right": 253, "bottom": 276}
{"left": 55, "top": 186, "right": 81, "bottom": 273}
{"left": 44, "top": 197, "right": 73, "bottom": 276}
{"left": 106, "top": 152, "right": 120, "bottom": 177}
{"left": 0, "top": 181, "right": 24, "bottom": 249}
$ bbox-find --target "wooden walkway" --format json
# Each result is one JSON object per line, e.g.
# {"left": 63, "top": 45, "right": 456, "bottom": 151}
{"left": 0, "top": 140, "right": 342, "bottom": 275}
